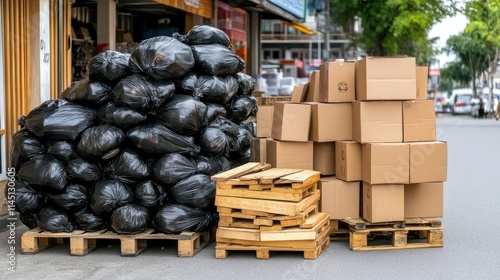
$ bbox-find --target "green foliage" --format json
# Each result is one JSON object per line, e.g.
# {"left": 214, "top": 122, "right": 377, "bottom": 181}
{"left": 440, "top": 60, "right": 472, "bottom": 86}
{"left": 330, "top": 0, "right": 457, "bottom": 56}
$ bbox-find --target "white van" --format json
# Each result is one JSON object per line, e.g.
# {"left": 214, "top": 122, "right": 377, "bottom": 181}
{"left": 450, "top": 88, "right": 473, "bottom": 115}
{"left": 471, "top": 87, "right": 500, "bottom": 117}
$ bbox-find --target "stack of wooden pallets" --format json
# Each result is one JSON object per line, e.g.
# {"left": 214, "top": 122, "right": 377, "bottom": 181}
{"left": 211, "top": 162, "right": 330, "bottom": 259}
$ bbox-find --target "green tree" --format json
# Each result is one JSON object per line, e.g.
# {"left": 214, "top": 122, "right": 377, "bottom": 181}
{"left": 444, "top": 32, "right": 488, "bottom": 98}
{"left": 440, "top": 60, "right": 472, "bottom": 87}
{"left": 330, "top": 0, "right": 457, "bottom": 62}
{"left": 465, "top": 0, "right": 500, "bottom": 112}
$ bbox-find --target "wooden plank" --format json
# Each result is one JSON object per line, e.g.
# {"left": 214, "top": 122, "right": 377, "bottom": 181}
{"left": 238, "top": 168, "right": 303, "bottom": 184}
{"left": 274, "top": 170, "right": 321, "bottom": 188}
{"left": 300, "top": 211, "right": 328, "bottom": 229}
{"left": 216, "top": 185, "right": 303, "bottom": 202}
{"left": 270, "top": 182, "right": 317, "bottom": 194}
{"left": 215, "top": 191, "right": 320, "bottom": 216}
{"left": 260, "top": 213, "right": 330, "bottom": 241}
{"left": 216, "top": 227, "right": 260, "bottom": 241}
{"left": 211, "top": 162, "right": 271, "bottom": 182}
{"left": 217, "top": 180, "right": 261, "bottom": 188}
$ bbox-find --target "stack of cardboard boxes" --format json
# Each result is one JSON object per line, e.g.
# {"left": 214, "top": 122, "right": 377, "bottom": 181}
{"left": 252, "top": 57, "right": 447, "bottom": 225}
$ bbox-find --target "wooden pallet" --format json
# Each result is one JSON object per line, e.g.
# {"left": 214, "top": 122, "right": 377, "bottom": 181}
{"left": 215, "top": 235, "right": 330, "bottom": 260}
{"left": 333, "top": 217, "right": 442, "bottom": 231}
{"left": 216, "top": 182, "right": 317, "bottom": 202}
{"left": 218, "top": 204, "right": 319, "bottom": 230}
{"left": 21, "top": 227, "right": 214, "bottom": 257}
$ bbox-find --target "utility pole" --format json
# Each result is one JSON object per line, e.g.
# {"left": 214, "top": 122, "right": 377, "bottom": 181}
{"left": 323, "top": 1, "right": 330, "bottom": 61}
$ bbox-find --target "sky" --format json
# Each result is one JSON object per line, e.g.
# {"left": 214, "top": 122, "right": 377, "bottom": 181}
{"left": 428, "top": 12, "right": 468, "bottom": 68}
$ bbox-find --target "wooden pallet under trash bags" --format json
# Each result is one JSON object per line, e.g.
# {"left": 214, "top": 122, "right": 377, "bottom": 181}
{"left": 21, "top": 227, "right": 214, "bottom": 257}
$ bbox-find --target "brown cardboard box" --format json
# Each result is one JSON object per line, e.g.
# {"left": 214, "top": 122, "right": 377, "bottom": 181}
{"left": 256, "top": 106, "right": 274, "bottom": 138}
{"left": 319, "top": 177, "right": 360, "bottom": 219}
{"left": 404, "top": 182, "right": 443, "bottom": 218}
{"left": 362, "top": 182, "right": 404, "bottom": 223}
{"left": 403, "top": 100, "right": 436, "bottom": 142}
{"left": 362, "top": 143, "right": 409, "bottom": 184}
{"left": 309, "top": 102, "right": 352, "bottom": 142}
{"left": 409, "top": 141, "right": 447, "bottom": 183}
{"left": 271, "top": 102, "right": 311, "bottom": 142}
{"left": 266, "top": 139, "right": 313, "bottom": 169}
{"left": 352, "top": 101, "right": 403, "bottom": 143}
{"left": 319, "top": 60, "right": 356, "bottom": 102}
{"left": 335, "top": 141, "right": 362, "bottom": 181}
{"left": 356, "top": 57, "right": 416, "bottom": 100}
{"left": 305, "top": 70, "right": 320, "bottom": 102}
{"left": 313, "top": 142, "right": 336, "bottom": 175}
{"left": 291, "top": 83, "right": 309, "bottom": 103}
{"left": 250, "top": 138, "right": 267, "bottom": 162}
{"left": 416, "top": 66, "right": 429, "bottom": 100}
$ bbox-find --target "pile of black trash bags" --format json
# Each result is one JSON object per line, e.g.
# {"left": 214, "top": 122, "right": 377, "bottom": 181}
{"left": 9, "top": 25, "right": 258, "bottom": 235}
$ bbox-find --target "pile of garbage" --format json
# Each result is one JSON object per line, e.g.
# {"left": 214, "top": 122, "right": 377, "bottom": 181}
{"left": 9, "top": 25, "right": 257, "bottom": 234}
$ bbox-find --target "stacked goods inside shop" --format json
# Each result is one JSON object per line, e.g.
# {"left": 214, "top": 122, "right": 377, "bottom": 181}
{"left": 9, "top": 25, "right": 258, "bottom": 241}
{"left": 252, "top": 58, "right": 446, "bottom": 251}
{"left": 212, "top": 162, "right": 330, "bottom": 259}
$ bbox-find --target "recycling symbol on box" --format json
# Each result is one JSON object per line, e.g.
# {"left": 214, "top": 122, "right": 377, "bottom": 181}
{"left": 337, "top": 82, "right": 348, "bottom": 92}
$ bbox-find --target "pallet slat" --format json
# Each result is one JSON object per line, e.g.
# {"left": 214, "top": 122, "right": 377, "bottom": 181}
{"left": 211, "top": 162, "right": 271, "bottom": 182}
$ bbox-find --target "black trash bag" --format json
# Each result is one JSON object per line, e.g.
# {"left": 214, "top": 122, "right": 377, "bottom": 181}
{"left": 179, "top": 73, "right": 238, "bottom": 105}
{"left": 156, "top": 94, "right": 207, "bottom": 136}
{"left": 152, "top": 153, "right": 197, "bottom": 186}
{"left": 73, "top": 208, "right": 109, "bottom": 231}
{"left": 152, "top": 204, "right": 215, "bottom": 233}
{"left": 239, "top": 120, "right": 256, "bottom": 137}
{"left": 67, "top": 158, "right": 102, "bottom": 183}
{"left": 46, "top": 183, "right": 88, "bottom": 212}
{"left": 104, "top": 149, "right": 150, "bottom": 185}
{"left": 77, "top": 124, "right": 125, "bottom": 158}
{"left": 198, "top": 116, "right": 239, "bottom": 157}
{"left": 37, "top": 207, "right": 75, "bottom": 233}
{"left": 203, "top": 102, "right": 227, "bottom": 126}
{"left": 226, "top": 95, "right": 259, "bottom": 123}
{"left": 195, "top": 155, "right": 231, "bottom": 176}
{"left": 191, "top": 44, "right": 245, "bottom": 76}
{"left": 235, "top": 127, "right": 253, "bottom": 150}
{"left": 173, "top": 25, "right": 231, "bottom": 48}
{"left": 90, "top": 179, "right": 133, "bottom": 215}
{"left": 235, "top": 72, "right": 256, "bottom": 95}
{"left": 87, "top": 50, "right": 131, "bottom": 85}
{"left": 111, "top": 203, "right": 150, "bottom": 234}
{"left": 169, "top": 174, "right": 215, "bottom": 210}
{"left": 8, "top": 180, "right": 45, "bottom": 215}
{"left": 10, "top": 129, "right": 45, "bottom": 170}
{"left": 127, "top": 122, "right": 200, "bottom": 156}
{"left": 46, "top": 141, "right": 79, "bottom": 162}
{"left": 61, "top": 78, "right": 111, "bottom": 106}
{"left": 113, "top": 74, "right": 175, "bottom": 113}
{"left": 129, "top": 36, "right": 194, "bottom": 81}
{"left": 20, "top": 213, "right": 38, "bottom": 229}
{"left": 98, "top": 102, "right": 147, "bottom": 129}
{"left": 230, "top": 148, "right": 251, "bottom": 168}
{"left": 18, "top": 99, "right": 97, "bottom": 141}
{"left": 18, "top": 154, "right": 67, "bottom": 192}
{"left": 134, "top": 180, "right": 167, "bottom": 208}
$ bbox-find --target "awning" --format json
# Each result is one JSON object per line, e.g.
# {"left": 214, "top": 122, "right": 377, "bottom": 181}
{"left": 282, "top": 21, "right": 318, "bottom": 35}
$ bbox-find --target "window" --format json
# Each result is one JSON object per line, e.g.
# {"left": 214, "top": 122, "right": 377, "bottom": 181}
{"left": 263, "top": 49, "right": 281, "bottom": 60}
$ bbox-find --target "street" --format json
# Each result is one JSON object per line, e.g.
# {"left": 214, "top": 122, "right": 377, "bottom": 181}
{"left": 2, "top": 114, "right": 500, "bottom": 280}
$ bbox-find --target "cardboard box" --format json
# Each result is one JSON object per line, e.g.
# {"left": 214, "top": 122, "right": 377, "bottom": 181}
{"left": 250, "top": 138, "right": 267, "bottom": 163}
{"left": 362, "top": 143, "right": 409, "bottom": 184}
{"left": 256, "top": 106, "right": 273, "bottom": 138}
{"left": 266, "top": 139, "right": 313, "bottom": 169}
{"left": 291, "top": 83, "right": 309, "bottom": 103}
{"left": 271, "top": 102, "right": 311, "bottom": 142}
{"left": 319, "top": 177, "right": 360, "bottom": 219}
{"left": 313, "top": 142, "right": 336, "bottom": 176}
{"left": 309, "top": 102, "right": 352, "bottom": 142}
{"left": 356, "top": 57, "right": 416, "bottom": 100}
{"left": 319, "top": 60, "right": 356, "bottom": 102}
{"left": 305, "top": 70, "right": 320, "bottom": 102}
{"left": 362, "top": 182, "right": 404, "bottom": 223}
{"left": 335, "top": 141, "right": 362, "bottom": 181}
{"left": 405, "top": 182, "right": 444, "bottom": 218}
{"left": 409, "top": 141, "right": 447, "bottom": 183}
{"left": 416, "top": 66, "right": 429, "bottom": 100}
{"left": 403, "top": 100, "right": 436, "bottom": 142}
{"left": 352, "top": 101, "right": 403, "bottom": 143}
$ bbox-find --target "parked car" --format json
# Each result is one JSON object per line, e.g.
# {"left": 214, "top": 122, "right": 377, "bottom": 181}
{"left": 450, "top": 88, "right": 473, "bottom": 115}
{"left": 471, "top": 88, "right": 500, "bottom": 118}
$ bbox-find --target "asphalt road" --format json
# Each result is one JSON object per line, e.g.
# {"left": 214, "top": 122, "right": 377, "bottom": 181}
{"left": 2, "top": 114, "right": 500, "bottom": 280}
